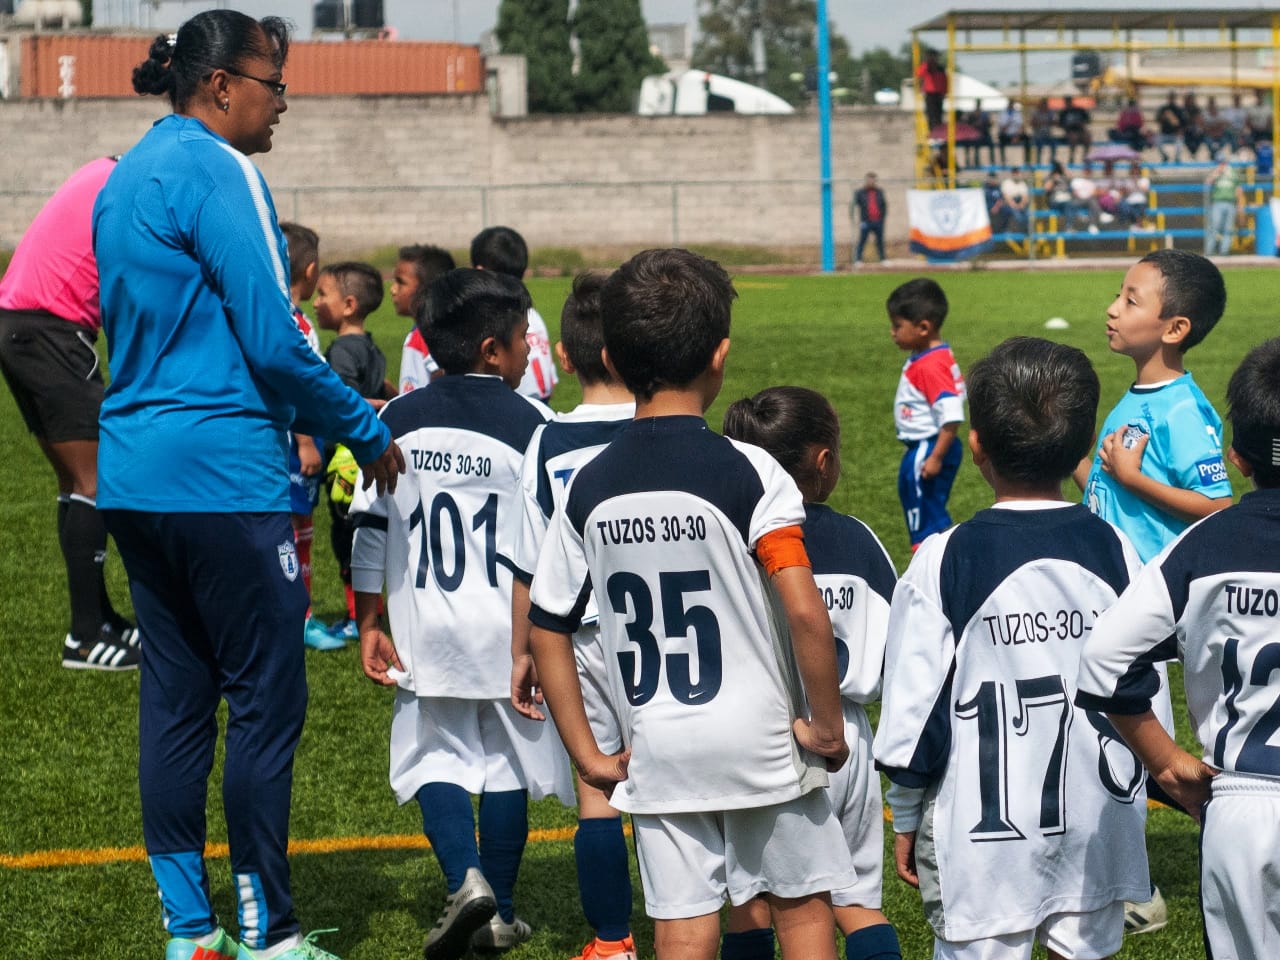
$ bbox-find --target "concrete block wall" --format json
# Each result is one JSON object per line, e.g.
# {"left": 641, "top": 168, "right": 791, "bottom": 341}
{"left": 1, "top": 94, "right": 916, "bottom": 255}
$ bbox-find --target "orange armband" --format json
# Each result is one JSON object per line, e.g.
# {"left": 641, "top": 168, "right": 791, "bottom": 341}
{"left": 755, "top": 525, "right": 810, "bottom": 576}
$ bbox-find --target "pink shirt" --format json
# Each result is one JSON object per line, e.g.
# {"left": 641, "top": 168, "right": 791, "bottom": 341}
{"left": 0, "top": 157, "right": 117, "bottom": 330}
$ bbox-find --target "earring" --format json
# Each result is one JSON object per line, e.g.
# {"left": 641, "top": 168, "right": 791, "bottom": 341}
{"left": 220, "top": 100, "right": 229, "bottom": 112}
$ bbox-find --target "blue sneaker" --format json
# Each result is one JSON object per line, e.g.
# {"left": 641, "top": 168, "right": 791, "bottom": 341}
{"left": 165, "top": 927, "right": 238, "bottom": 959}
{"left": 240, "top": 930, "right": 342, "bottom": 959}
{"left": 327, "top": 617, "right": 359, "bottom": 643}
{"left": 304, "top": 616, "right": 346, "bottom": 651}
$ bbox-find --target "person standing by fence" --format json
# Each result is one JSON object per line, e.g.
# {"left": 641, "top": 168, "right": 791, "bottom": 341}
{"left": 852, "top": 172, "right": 887, "bottom": 265}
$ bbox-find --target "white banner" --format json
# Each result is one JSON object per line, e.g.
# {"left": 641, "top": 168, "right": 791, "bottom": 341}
{"left": 907, "top": 189, "right": 992, "bottom": 261}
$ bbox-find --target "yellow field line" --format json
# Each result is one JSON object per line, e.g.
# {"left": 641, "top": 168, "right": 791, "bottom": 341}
{"left": 0, "top": 799, "right": 1172, "bottom": 871}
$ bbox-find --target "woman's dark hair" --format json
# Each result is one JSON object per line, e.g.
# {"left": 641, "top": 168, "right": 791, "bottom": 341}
{"left": 723, "top": 386, "right": 840, "bottom": 496}
{"left": 133, "top": 10, "right": 290, "bottom": 111}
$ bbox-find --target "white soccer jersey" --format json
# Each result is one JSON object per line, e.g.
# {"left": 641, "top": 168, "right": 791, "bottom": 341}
{"left": 894, "top": 344, "right": 966, "bottom": 442}
{"left": 529, "top": 416, "right": 828, "bottom": 814}
{"left": 518, "top": 306, "right": 558, "bottom": 401}
{"left": 350, "top": 374, "right": 550, "bottom": 699}
{"left": 1078, "top": 489, "right": 1280, "bottom": 780}
{"left": 398, "top": 327, "right": 438, "bottom": 394}
{"left": 803, "top": 503, "right": 896, "bottom": 703}
{"left": 874, "top": 501, "right": 1150, "bottom": 943}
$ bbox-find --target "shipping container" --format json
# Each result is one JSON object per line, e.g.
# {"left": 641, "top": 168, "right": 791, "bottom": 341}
{"left": 17, "top": 33, "right": 483, "bottom": 98}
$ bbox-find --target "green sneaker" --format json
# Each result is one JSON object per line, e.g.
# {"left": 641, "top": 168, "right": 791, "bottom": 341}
{"left": 239, "top": 929, "right": 342, "bottom": 959}
{"left": 164, "top": 927, "right": 238, "bottom": 960}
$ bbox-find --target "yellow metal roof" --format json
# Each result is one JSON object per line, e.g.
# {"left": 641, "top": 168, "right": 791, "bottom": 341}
{"left": 912, "top": 9, "right": 1280, "bottom": 33}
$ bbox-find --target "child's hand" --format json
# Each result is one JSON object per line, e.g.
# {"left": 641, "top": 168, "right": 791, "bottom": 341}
{"left": 894, "top": 832, "right": 920, "bottom": 888}
{"left": 1151, "top": 750, "right": 1217, "bottom": 822}
{"left": 296, "top": 435, "right": 322, "bottom": 476}
{"left": 511, "top": 654, "right": 546, "bottom": 721}
{"left": 792, "top": 717, "right": 849, "bottom": 772}
{"left": 576, "top": 748, "right": 631, "bottom": 798}
{"left": 1099, "top": 426, "right": 1147, "bottom": 487}
{"left": 360, "top": 624, "right": 403, "bottom": 686}
{"left": 920, "top": 456, "right": 943, "bottom": 480}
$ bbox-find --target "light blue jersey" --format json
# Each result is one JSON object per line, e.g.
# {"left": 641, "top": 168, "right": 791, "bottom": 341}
{"left": 1084, "top": 372, "right": 1232, "bottom": 561}
{"left": 93, "top": 115, "right": 387, "bottom": 512}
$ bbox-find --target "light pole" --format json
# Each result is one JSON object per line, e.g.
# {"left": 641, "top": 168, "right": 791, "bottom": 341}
{"left": 816, "top": 0, "right": 835, "bottom": 272}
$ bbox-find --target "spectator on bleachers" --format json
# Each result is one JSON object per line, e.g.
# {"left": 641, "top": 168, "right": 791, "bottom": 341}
{"left": 1096, "top": 159, "right": 1123, "bottom": 222}
{"left": 1111, "top": 98, "right": 1148, "bottom": 152}
{"left": 967, "top": 100, "right": 996, "bottom": 168}
{"left": 1203, "top": 98, "right": 1231, "bottom": 158}
{"left": 998, "top": 102, "right": 1026, "bottom": 165}
{"left": 1031, "top": 97, "right": 1057, "bottom": 165}
{"left": 1183, "top": 93, "right": 1206, "bottom": 159}
{"left": 1204, "top": 154, "right": 1245, "bottom": 256}
{"left": 1156, "top": 91, "right": 1186, "bottom": 162}
{"left": 917, "top": 48, "right": 948, "bottom": 131}
{"left": 1247, "top": 90, "right": 1273, "bottom": 149}
{"left": 1044, "top": 160, "right": 1074, "bottom": 225}
{"left": 1119, "top": 160, "right": 1152, "bottom": 231}
{"left": 1000, "top": 166, "right": 1031, "bottom": 232}
{"left": 1069, "top": 161, "right": 1103, "bottom": 233}
{"left": 1224, "top": 92, "right": 1248, "bottom": 149}
{"left": 983, "top": 168, "right": 1009, "bottom": 231}
{"left": 1058, "top": 95, "right": 1092, "bottom": 164}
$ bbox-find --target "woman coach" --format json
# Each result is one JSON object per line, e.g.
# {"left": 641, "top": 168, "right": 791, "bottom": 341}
{"left": 92, "top": 11, "right": 402, "bottom": 960}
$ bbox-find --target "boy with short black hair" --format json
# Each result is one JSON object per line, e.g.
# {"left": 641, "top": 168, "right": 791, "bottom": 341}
{"left": 528, "top": 248, "right": 854, "bottom": 960}
{"left": 1077, "top": 249, "right": 1233, "bottom": 561}
{"left": 394, "top": 243, "right": 456, "bottom": 394}
{"left": 508, "top": 271, "right": 640, "bottom": 960}
{"left": 1076, "top": 336, "right": 1280, "bottom": 960}
{"left": 352, "top": 268, "right": 571, "bottom": 960}
{"left": 470, "top": 225, "right": 558, "bottom": 401}
{"left": 1074, "top": 247, "right": 1233, "bottom": 935}
{"left": 875, "top": 336, "right": 1150, "bottom": 960}
{"left": 279, "top": 222, "right": 334, "bottom": 649}
{"left": 313, "top": 260, "right": 395, "bottom": 644}
{"left": 887, "top": 277, "right": 966, "bottom": 550}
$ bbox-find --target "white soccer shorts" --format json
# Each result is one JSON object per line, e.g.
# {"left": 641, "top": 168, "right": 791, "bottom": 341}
{"left": 828, "top": 703, "right": 884, "bottom": 909}
{"left": 389, "top": 692, "right": 576, "bottom": 806}
{"left": 1201, "top": 771, "right": 1280, "bottom": 960}
{"left": 932, "top": 902, "right": 1123, "bottom": 960}
{"left": 631, "top": 788, "right": 857, "bottom": 919}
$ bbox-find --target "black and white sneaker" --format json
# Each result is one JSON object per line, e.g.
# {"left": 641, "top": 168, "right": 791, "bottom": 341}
{"left": 102, "top": 620, "right": 141, "bottom": 649}
{"left": 61, "top": 628, "right": 140, "bottom": 671}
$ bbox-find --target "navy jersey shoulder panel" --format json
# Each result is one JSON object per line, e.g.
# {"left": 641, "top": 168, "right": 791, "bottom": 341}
{"left": 878, "top": 661, "right": 957, "bottom": 788}
{"left": 565, "top": 417, "right": 765, "bottom": 542}
{"left": 939, "top": 505, "right": 1130, "bottom": 637}
{"left": 380, "top": 376, "right": 544, "bottom": 452}
{"left": 1159, "top": 490, "right": 1280, "bottom": 620}
{"left": 534, "top": 417, "right": 633, "bottom": 519}
{"left": 803, "top": 503, "right": 897, "bottom": 602}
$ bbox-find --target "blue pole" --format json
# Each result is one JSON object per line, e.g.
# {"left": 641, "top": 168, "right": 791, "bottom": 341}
{"left": 816, "top": 0, "right": 835, "bottom": 272}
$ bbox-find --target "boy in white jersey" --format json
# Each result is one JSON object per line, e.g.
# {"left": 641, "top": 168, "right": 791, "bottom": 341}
{"left": 1076, "top": 338, "right": 1280, "bottom": 959}
{"left": 875, "top": 337, "right": 1150, "bottom": 960}
{"left": 508, "top": 271, "right": 640, "bottom": 960}
{"left": 351, "top": 268, "right": 573, "bottom": 960}
{"left": 528, "top": 248, "right": 854, "bottom": 960}
{"left": 723, "top": 386, "right": 903, "bottom": 960}
{"left": 393, "top": 243, "right": 455, "bottom": 394}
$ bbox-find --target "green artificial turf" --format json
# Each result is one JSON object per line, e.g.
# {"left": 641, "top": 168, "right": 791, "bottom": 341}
{"left": 2, "top": 265, "right": 1268, "bottom": 959}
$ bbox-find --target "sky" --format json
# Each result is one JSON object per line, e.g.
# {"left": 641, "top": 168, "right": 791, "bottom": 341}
{"left": 106, "top": 1, "right": 1280, "bottom": 88}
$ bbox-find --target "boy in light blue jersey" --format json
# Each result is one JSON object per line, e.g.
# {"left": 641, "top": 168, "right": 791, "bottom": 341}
{"left": 1072, "top": 247, "right": 1234, "bottom": 934}
{"left": 1075, "top": 249, "right": 1234, "bottom": 563}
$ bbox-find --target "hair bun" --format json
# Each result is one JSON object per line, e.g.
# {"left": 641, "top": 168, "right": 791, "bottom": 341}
{"left": 131, "top": 36, "right": 176, "bottom": 96}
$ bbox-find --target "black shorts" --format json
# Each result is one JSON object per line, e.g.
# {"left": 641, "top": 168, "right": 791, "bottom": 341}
{"left": 0, "top": 308, "right": 104, "bottom": 442}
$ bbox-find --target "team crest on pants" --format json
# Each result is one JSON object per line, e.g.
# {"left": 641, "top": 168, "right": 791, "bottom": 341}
{"left": 277, "top": 540, "right": 299, "bottom": 581}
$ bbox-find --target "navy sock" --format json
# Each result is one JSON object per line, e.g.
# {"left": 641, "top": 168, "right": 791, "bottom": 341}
{"left": 478, "top": 789, "right": 527, "bottom": 924}
{"left": 721, "top": 927, "right": 775, "bottom": 960}
{"left": 61, "top": 495, "right": 107, "bottom": 641}
{"left": 574, "top": 817, "right": 632, "bottom": 941}
{"left": 416, "top": 782, "right": 479, "bottom": 892}
{"left": 845, "top": 923, "right": 902, "bottom": 960}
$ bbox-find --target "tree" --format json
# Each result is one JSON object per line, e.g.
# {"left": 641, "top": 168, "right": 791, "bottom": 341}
{"left": 847, "top": 45, "right": 912, "bottom": 103}
{"left": 691, "top": 0, "right": 858, "bottom": 106}
{"left": 573, "top": 0, "right": 666, "bottom": 113}
{"left": 496, "top": 0, "right": 575, "bottom": 113}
